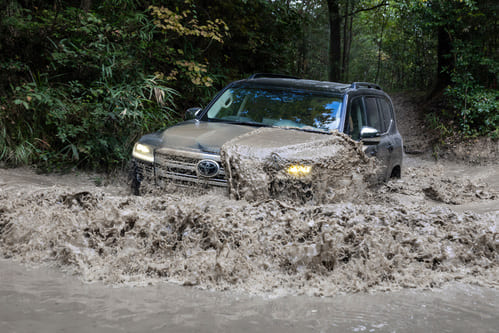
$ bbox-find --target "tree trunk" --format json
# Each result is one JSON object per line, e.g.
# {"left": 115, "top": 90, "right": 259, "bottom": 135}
{"left": 80, "top": 0, "right": 92, "bottom": 12}
{"left": 343, "top": 9, "right": 353, "bottom": 82}
{"left": 375, "top": 9, "right": 387, "bottom": 83}
{"left": 428, "top": 25, "right": 453, "bottom": 99}
{"left": 298, "top": 23, "right": 308, "bottom": 76}
{"left": 436, "top": 26, "right": 453, "bottom": 89}
{"left": 341, "top": 0, "right": 349, "bottom": 81}
{"left": 327, "top": 0, "right": 342, "bottom": 82}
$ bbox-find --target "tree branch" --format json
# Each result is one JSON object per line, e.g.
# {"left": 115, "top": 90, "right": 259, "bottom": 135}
{"left": 345, "top": 1, "right": 388, "bottom": 18}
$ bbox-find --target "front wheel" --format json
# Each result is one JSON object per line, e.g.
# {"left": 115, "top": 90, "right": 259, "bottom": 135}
{"left": 129, "top": 160, "right": 143, "bottom": 196}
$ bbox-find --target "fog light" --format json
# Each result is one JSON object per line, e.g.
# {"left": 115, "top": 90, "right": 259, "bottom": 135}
{"left": 286, "top": 164, "right": 312, "bottom": 177}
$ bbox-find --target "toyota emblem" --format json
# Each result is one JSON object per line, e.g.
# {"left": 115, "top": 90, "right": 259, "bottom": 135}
{"left": 196, "top": 159, "right": 220, "bottom": 178}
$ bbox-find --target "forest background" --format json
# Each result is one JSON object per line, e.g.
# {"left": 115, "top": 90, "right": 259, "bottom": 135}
{"left": 0, "top": 0, "right": 497, "bottom": 171}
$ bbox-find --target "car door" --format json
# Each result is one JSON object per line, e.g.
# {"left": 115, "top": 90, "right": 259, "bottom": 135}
{"left": 363, "top": 96, "right": 394, "bottom": 180}
{"left": 377, "top": 97, "right": 398, "bottom": 173}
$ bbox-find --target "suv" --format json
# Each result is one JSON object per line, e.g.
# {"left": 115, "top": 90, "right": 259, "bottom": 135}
{"left": 131, "top": 74, "right": 403, "bottom": 194}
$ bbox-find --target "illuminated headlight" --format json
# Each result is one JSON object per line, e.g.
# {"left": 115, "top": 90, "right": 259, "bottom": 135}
{"left": 132, "top": 143, "right": 154, "bottom": 163}
{"left": 286, "top": 164, "right": 312, "bottom": 177}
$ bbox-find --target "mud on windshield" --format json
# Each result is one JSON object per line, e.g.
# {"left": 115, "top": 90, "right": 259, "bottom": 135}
{"left": 204, "top": 86, "right": 343, "bottom": 133}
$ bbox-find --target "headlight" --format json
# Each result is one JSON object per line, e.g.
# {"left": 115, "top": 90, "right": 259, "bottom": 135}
{"left": 132, "top": 143, "right": 154, "bottom": 163}
{"left": 286, "top": 164, "right": 312, "bottom": 177}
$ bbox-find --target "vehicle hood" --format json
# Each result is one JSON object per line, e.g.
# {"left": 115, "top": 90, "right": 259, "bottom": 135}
{"left": 158, "top": 121, "right": 256, "bottom": 154}
{"left": 157, "top": 121, "right": 337, "bottom": 157}
{"left": 220, "top": 127, "right": 342, "bottom": 161}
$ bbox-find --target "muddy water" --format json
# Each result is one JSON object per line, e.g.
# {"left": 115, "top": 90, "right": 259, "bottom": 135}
{"left": 0, "top": 155, "right": 498, "bottom": 331}
{"left": 1, "top": 160, "right": 497, "bottom": 295}
{"left": 1, "top": 259, "right": 498, "bottom": 332}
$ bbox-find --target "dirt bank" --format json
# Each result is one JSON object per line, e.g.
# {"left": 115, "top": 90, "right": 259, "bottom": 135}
{"left": 390, "top": 92, "right": 499, "bottom": 164}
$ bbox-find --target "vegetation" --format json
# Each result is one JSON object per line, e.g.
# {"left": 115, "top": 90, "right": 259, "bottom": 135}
{"left": 0, "top": 0, "right": 497, "bottom": 170}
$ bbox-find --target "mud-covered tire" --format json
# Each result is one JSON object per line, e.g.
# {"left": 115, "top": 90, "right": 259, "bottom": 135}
{"left": 131, "top": 177, "right": 141, "bottom": 196}
{"left": 129, "top": 161, "right": 142, "bottom": 196}
{"left": 390, "top": 166, "right": 401, "bottom": 179}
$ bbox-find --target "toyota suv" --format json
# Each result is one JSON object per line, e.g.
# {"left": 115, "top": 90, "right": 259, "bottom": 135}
{"left": 131, "top": 74, "right": 403, "bottom": 195}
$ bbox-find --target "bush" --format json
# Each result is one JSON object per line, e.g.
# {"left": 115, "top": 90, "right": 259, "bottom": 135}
{"left": 2, "top": 74, "right": 177, "bottom": 170}
{"left": 0, "top": 2, "right": 228, "bottom": 171}
{"left": 446, "top": 86, "right": 498, "bottom": 138}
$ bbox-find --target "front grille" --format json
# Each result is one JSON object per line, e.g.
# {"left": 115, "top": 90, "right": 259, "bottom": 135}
{"left": 154, "top": 148, "right": 227, "bottom": 187}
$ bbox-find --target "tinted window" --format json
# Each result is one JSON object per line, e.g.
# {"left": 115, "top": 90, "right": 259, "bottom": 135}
{"left": 378, "top": 98, "right": 393, "bottom": 132}
{"left": 365, "top": 97, "right": 382, "bottom": 131}
{"left": 345, "top": 97, "right": 365, "bottom": 140}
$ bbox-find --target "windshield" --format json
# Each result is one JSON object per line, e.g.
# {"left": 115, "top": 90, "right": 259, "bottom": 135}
{"left": 205, "top": 86, "right": 343, "bottom": 133}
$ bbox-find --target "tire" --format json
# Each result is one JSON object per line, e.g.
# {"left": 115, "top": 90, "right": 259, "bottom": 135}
{"left": 129, "top": 160, "right": 142, "bottom": 196}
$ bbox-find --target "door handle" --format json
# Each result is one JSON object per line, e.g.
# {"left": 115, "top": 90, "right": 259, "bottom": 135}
{"left": 386, "top": 144, "right": 394, "bottom": 152}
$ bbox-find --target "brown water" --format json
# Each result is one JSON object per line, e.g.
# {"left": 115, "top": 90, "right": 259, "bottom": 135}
{"left": 1, "top": 156, "right": 497, "bottom": 295}
{"left": 1, "top": 259, "right": 498, "bottom": 332}
{"left": 0, "top": 152, "right": 498, "bottom": 331}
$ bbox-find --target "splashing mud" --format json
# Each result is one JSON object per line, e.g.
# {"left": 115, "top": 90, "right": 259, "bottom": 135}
{"left": 221, "top": 128, "right": 377, "bottom": 203}
{"left": 379, "top": 162, "right": 497, "bottom": 205}
{"left": 0, "top": 162, "right": 497, "bottom": 296}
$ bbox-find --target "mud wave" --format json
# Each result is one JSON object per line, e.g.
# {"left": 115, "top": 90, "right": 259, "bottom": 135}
{"left": 0, "top": 180, "right": 497, "bottom": 296}
{"left": 221, "top": 128, "right": 377, "bottom": 203}
{"left": 379, "top": 163, "right": 497, "bottom": 205}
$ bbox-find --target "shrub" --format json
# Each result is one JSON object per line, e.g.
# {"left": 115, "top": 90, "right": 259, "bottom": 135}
{"left": 0, "top": 2, "right": 228, "bottom": 170}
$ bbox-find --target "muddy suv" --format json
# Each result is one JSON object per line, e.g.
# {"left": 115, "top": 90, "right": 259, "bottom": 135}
{"left": 131, "top": 74, "right": 403, "bottom": 194}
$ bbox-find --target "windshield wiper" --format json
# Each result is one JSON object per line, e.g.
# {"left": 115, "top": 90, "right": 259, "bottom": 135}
{"left": 212, "top": 119, "right": 270, "bottom": 127}
{"left": 210, "top": 118, "right": 329, "bottom": 133}
{"left": 271, "top": 125, "right": 330, "bottom": 135}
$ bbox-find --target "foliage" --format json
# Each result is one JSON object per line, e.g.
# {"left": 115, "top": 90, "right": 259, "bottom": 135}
{"left": 1, "top": 1, "right": 232, "bottom": 170}
{"left": 6, "top": 73, "right": 176, "bottom": 170}
{"left": 0, "top": 3, "right": 179, "bottom": 169}
{"left": 149, "top": 5, "right": 227, "bottom": 44}
{"left": 406, "top": 0, "right": 498, "bottom": 137}
{"left": 0, "top": 0, "right": 497, "bottom": 171}
{"left": 345, "top": 0, "right": 497, "bottom": 137}
{"left": 446, "top": 86, "right": 499, "bottom": 138}
{"left": 0, "top": 0, "right": 309, "bottom": 170}
{"left": 348, "top": 0, "right": 437, "bottom": 90}
{"left": 148, "top": 3, "right": 228, "bottom": 92}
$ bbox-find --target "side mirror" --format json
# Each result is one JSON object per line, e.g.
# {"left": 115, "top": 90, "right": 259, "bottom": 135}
{"left": 360, "top": 126, "right": 380, "bottom": 143}
{"left": 184, "top": 107, "right": 202, "bottom": 120}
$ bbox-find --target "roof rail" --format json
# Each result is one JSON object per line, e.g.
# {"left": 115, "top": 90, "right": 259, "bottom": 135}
{"left": 351, "top": 82, "right": 382, "bottom": 90}
{"left": 248, "top": 73, "right": 301, "bottom": 80}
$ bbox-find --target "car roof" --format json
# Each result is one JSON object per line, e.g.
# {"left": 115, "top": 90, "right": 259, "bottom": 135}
{"left": 230, "top": 77, "right": 385, "bottom": 96}
{"left": 231, "top": 78, "right": 349, "bottom": 94}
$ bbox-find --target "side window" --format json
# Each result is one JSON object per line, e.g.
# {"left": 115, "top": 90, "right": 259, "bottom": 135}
{"left": 345, "top": 97, "right": 365, "bottom": 140}
{"left": 365, "top": 97, "right": 382, "bottom": 132}
{"left": 378, "top": 98, "right": 393, "bottom": 132}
